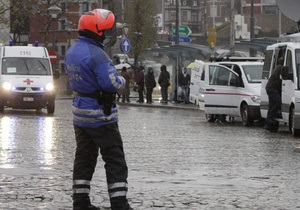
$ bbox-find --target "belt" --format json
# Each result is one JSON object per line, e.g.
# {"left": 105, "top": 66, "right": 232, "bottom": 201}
{"left": 75, "top": 92, "right": 101, "bottom": 99}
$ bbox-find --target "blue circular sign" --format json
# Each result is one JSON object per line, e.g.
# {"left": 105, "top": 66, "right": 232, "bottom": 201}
{"left": 120, "top": 38, "right": 131, "bottom": 53}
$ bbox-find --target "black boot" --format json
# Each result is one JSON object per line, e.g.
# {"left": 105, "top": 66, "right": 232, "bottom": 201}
{"left": 73, "top": 196, "right": 99, "bottom": 210}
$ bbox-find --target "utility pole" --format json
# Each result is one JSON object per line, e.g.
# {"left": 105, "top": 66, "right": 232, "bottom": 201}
{"left": 175, "top": 0, "right": 179, "bottom": 45}
{"left": 250, "top": 0, "right": 255, "bottom": 57}
{"left": 229, "top": 0, "right": 235, "bottom": 56}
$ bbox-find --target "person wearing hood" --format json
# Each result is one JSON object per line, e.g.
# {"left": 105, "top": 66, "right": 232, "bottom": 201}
{"left": 145, "top": 67, "right": 157, "bottom": 103}
{"left": 158, "top": 65, "right": 170, "bottom": 103}
{"left": 136, "top": 66, "right": 145, "bottom": 103}
{"left": 178, "top": 67, "right": 191, "bottom": 104}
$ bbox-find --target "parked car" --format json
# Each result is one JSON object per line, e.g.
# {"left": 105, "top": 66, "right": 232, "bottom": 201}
{"left": 191, "top": 58, "right": 264, "bottom": 126}
{"left": 112, "top": 53, "right": 129, "bottom": 64}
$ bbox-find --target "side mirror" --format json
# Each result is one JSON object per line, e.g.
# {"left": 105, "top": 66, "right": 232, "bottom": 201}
{"left": 53, "top": 70, "right": 60, "bottom": 80}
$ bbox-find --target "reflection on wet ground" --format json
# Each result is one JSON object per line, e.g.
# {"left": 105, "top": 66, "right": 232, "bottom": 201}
{"left": 0, "top": 100, "right": 300, "bottom": 209}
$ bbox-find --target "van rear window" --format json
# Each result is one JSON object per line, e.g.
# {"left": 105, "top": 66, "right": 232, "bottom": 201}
{"left": 2, "top": 58, "right": 51, "bottom": 75}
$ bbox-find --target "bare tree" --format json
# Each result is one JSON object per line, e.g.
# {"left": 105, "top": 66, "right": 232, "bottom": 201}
{"left": 124, "top": 0, "right": 157, "bottom": 70}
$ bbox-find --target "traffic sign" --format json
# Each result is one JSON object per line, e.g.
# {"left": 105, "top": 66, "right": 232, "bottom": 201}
{"left": 207, "top": 28, "right": 217, "bottom": 47}
{"left": 120, "top": 38, "right": 131, "bottom": 53}
{"left": 172, "top": 25, "right": 192, "bottom": 37}
{"left": 172, "top": 36, "right": 191, "bottom": 43}
{"left": 48, "top": 50, "right": 57, "bottom": 63}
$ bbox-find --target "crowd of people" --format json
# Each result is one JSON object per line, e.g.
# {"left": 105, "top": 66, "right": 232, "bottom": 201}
{"left": 116, "top": 64, "right": 191, "bottom": 105}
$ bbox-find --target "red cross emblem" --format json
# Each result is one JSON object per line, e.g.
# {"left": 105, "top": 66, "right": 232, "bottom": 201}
{"left": 23, "top": 79, "right": 34, "bottom": 85}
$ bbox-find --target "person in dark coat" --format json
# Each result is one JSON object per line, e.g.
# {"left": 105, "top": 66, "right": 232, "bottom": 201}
{"left": 158, "top": 65, "right": 170, "bottom": 103}
{"left": 136, "top": 66, "right": 145, "bottom": 103}
{"left": 145, "top": 67, "right": 157, "bottom": 103}
{"left": 118, "top": 67, "right": 131, "bottom": 102}
{"left": 265, "top": 57, "right": 284, "bottom": 131}
{"left": 178, "top": 67, "right": 191, "bottom": 104}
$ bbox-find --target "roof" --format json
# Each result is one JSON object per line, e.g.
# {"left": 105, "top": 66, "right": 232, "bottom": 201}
{"left": 145, "top": 43, "right": 212, "bottom": 58}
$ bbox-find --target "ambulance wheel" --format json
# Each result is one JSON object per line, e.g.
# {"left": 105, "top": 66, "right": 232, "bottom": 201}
{"left": 47, "top": 103, "right": 55, "bottom": 114}
{"left": 290, "top": 107, "right": 300, "bottom": 136}
{"left": 206, "top": 114, "right": 217, "bottom": 122}
{"left": 241, "top": 103, "right": 253, "bottom": 126}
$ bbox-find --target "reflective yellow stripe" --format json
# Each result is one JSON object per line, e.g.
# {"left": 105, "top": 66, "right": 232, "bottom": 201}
{"left": 73, "top": 180, "right": 90, "bottom": 185}
{"left": 109, "top": 191, "right": 127, "bottom": 198}
{"left": 73, "top": 188, "right": 90, "bottom": 194}
{"left": 108, "top": 182, "right": 128, "bottom": 189}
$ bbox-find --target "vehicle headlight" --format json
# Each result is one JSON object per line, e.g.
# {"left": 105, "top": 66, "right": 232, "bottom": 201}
{"left": 2, "top": 81, "right": 12, "bottom": 90}
{"left": 251, "top": 95, "right": 260, "bottom": 103}
{"left": 45, "top": 82, "right": 54, "bottom": 91}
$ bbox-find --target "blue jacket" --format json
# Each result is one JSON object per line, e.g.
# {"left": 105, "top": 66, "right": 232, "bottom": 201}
{"left": 64, "top": 36, "right": 125, "bottom": 128}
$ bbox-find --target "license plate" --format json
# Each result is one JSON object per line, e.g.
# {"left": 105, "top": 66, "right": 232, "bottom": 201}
{"left": 23, "top": 97, "right": 34, "bottom": 101}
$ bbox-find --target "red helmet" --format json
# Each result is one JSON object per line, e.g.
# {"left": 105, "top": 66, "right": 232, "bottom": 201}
{"left": 78, "top": 9, "right": 115, "bottom": 37}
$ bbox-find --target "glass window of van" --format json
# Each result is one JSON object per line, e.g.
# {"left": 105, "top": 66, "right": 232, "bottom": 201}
{"left": 262, "top": 50, "right": 273, "bottom": 79}
{"left": 295, "top": 49, "right": 300, "bottom": 89}
{"left": 2, "top": 58, "right": 51, "bottom": 75}
{"left": 209, "top": 66, "right": 231, "bottom": 86}
{"left": 286, "top": 50, "right": 294, "bottom": 78}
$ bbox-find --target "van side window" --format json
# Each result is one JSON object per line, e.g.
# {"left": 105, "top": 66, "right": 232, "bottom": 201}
{"left": 286, "top": 50, "right": 293, "bottom": 81}
{"left": 262, "top": 50, "right": 273, "bottom": 79}
{"left": 295, "top": 49, "right": 300, "bottom": 89}
{"left": 209, "top": 66, "right": 231, "bottom": 86}
{"left": 201, "top": 69, "right": 205, "bottom": 81}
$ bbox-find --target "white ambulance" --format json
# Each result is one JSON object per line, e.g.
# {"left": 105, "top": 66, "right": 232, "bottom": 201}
{"left": 260, "top": 39, "right": 300, "bottom": 135}
{"left": 0, "top": 43, "right": 59, "bottom": 114}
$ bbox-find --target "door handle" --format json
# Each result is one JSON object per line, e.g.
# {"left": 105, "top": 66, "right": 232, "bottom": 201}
{"left": 206, "top": 88, "right": 215, "bottom": 91}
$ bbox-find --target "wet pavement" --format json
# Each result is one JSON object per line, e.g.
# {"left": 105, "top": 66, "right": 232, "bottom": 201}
{"left": 0, "top": 97, "right": 300, "bottom": 209}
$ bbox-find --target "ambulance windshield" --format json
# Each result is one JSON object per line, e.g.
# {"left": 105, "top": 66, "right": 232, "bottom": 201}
{"left": 2, "top": 58, "right": 51, "bottom": 75}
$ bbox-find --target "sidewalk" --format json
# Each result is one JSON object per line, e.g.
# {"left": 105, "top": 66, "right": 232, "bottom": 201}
{"left": 57, "top": 92, "right": 201, "bottom": 111}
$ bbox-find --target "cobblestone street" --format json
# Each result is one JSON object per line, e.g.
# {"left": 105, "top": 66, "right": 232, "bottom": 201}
{"left": 0, "top": 99, "right": 300, "bottom": 209}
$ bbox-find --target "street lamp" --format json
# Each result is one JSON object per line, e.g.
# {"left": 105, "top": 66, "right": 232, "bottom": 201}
{"left": 64, "top": 21, "right": 73, "bottom": 49}
{"left": 254, "top": 26, "right": 261, "bottom": 38}
{"left": 48, "top": 5, "right": 62, "bottom": 51}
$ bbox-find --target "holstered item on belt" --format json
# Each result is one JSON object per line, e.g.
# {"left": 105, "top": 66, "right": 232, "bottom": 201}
{"left": 75, "top": 91, "right": 116, "bottom": 115}
{"left": 99, "top": 92, "right": 116, "bottom": 115}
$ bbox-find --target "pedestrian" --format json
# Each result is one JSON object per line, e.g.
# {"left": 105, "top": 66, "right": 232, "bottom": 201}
{"left": 265, "top": 57, "right": 284, "bottom": 131}
{"left": 64, "top": 9, "right": 132, "bottom": 210}
{"left": 118, "top": 66, "right": 131, "bottom": 102}
{"left": 178, "top": 67, "right": 191, "bottom": 104}
{"left": 136, "top": 66, "right": 145, "bottom": 103}
{"left": 158, "top": 64, "right": 170, "bottom": 103}
{"left": 145, "top": 67, "right": 156, "bottom": 103}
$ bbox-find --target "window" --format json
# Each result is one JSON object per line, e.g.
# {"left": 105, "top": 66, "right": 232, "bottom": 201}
{"left": 295, "top": 49, "right": 300, "bottom": 89}
{"left": 60, "top": 19, "right": 66, "bottom": 30}
{"left": 61, "top": 46, "right": 66, "bottom": 56}
{"left": 61, "top": 3, "right": 66, "bottom": 13}
{"left": 209, "top": 66, "right": 234, "bottom": 86}
{"left": 182, "top": 11, "right": 187, "bottom": 21}
{"left": 191, "top": 12, "right": 198, "bottom": 22}
{"left": 2, "top": 58, "right": 51, "bottom": 75}
{"left": 82, "top": 2, "right": 89, "bottom": 13}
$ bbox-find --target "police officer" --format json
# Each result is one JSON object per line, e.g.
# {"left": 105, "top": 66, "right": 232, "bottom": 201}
{"left": 64, "top": 9, "right": 132, "bottom": 210}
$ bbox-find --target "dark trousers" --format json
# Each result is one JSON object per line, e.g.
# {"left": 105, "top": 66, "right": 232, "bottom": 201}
{"left": 266, "top": 87, "right": 281, "bottom": 119}
{"left": 161, "top": 86, "right": 168, "bottom": 102}
{"left": 73, "top": 122, "right": 129, "bottom": 209}
{"left": 121, "top": 95, "right": 130, "bottom": 102}
{"left": 146, "top": 87, "right": 153, "bottom": 102}
{"left": 137, "top": 86, "right": 144, "bottom": 102}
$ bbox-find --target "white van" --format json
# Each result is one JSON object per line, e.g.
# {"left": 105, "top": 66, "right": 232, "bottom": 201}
{"left": 0, "top": 43, "right": 59, "bottom": 114}
{"left": 189, "top": 60, "right": 205, "bottom": 105}
{"left": 191, "top": 58, "right": 263, "bottom": 126}
{"left": 260, "top": 41, "right": 300, "bottom": 135}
